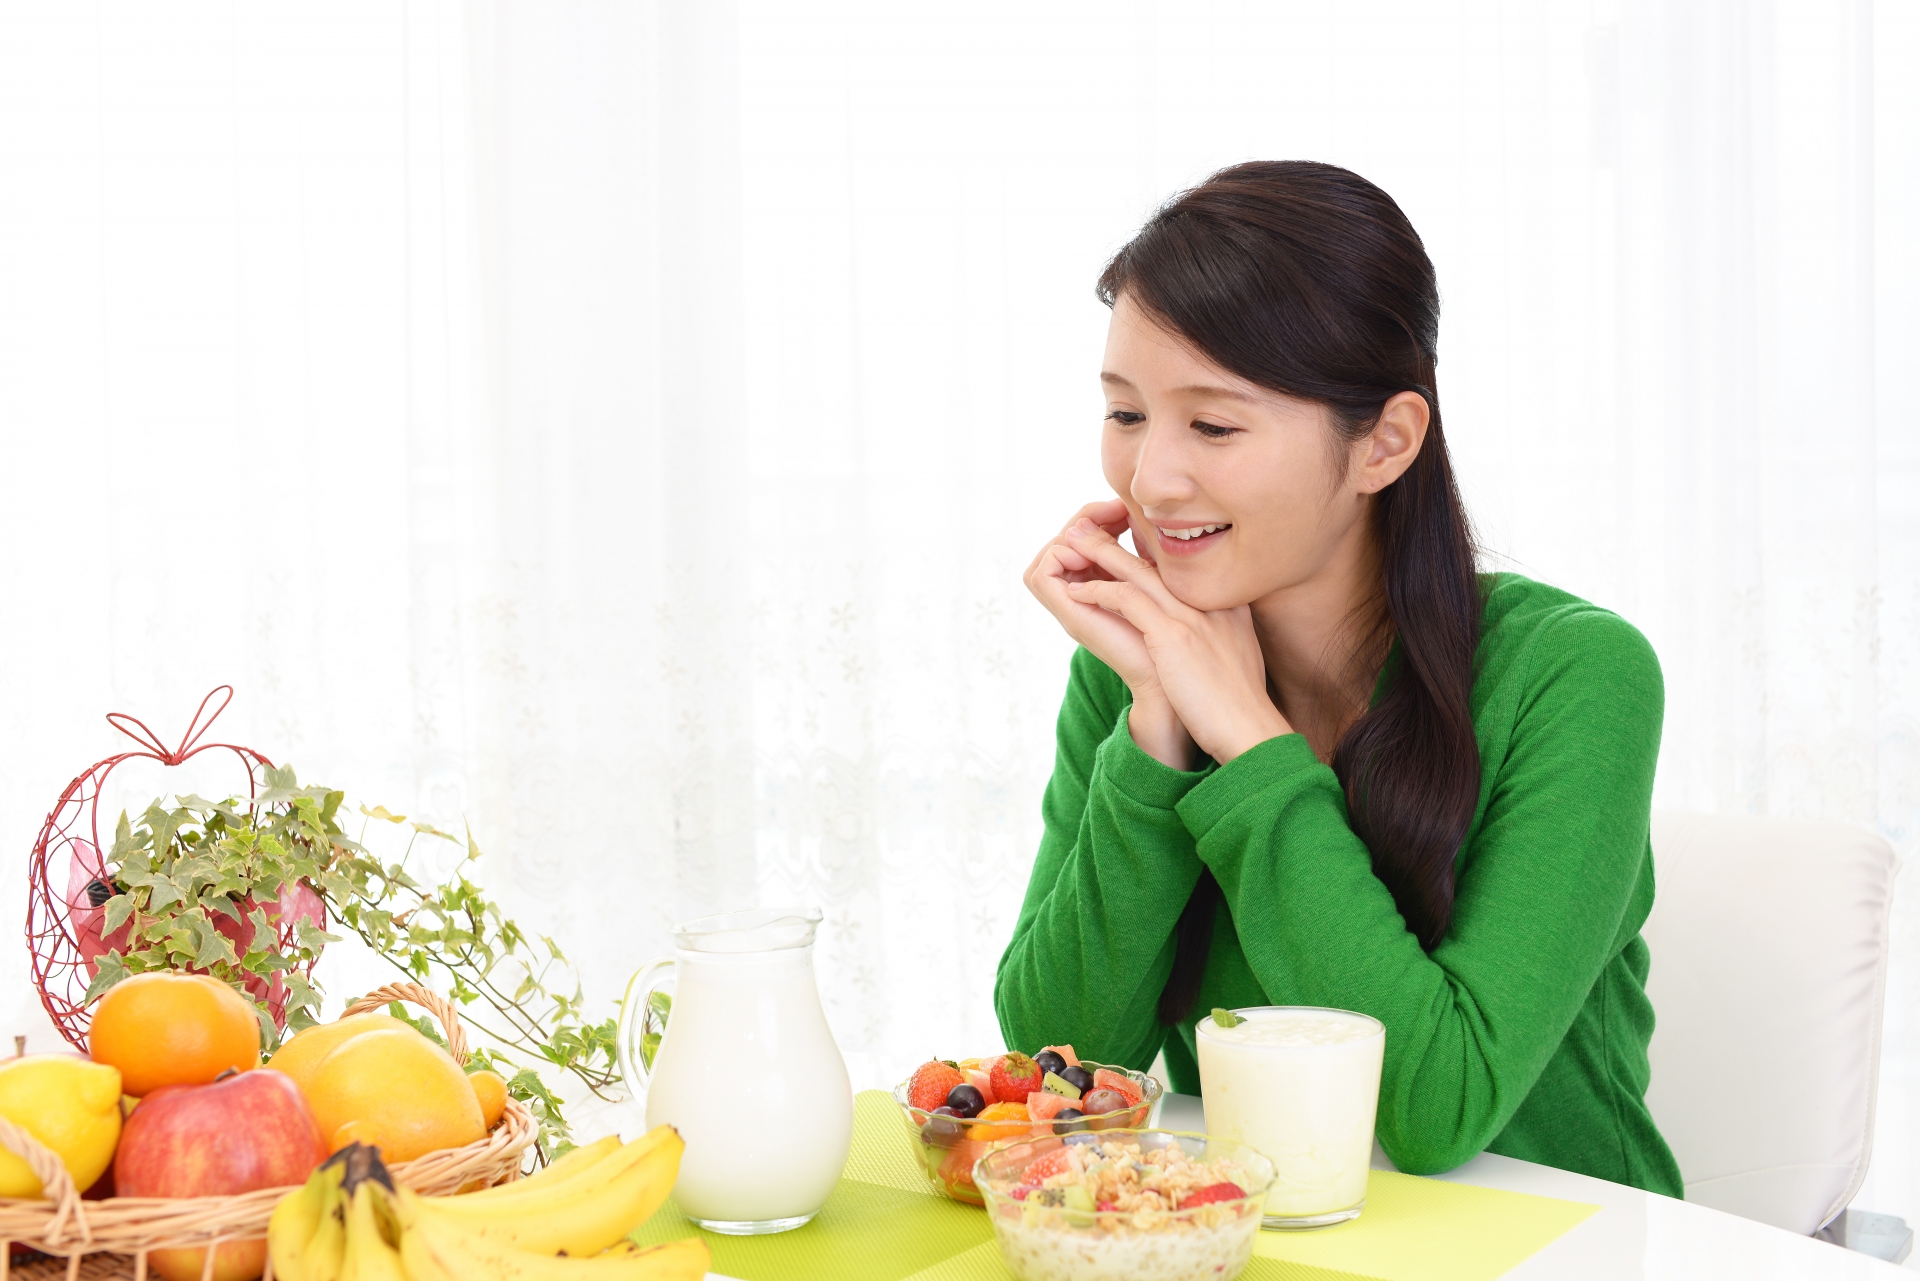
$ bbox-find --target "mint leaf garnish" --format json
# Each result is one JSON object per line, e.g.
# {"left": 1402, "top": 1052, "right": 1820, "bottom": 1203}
{"left": 1211, "top": 1007, "right": 1245, "bottom": 1028}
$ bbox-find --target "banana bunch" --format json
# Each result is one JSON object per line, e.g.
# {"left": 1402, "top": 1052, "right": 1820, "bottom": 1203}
{"left": 268, "top": 1131, "right": 709, "bottom": 1281}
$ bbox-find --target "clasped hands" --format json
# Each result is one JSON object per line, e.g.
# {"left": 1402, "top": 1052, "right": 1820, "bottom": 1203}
{"left": 1024, "top": 499, "right": 1295, "bottom": 771}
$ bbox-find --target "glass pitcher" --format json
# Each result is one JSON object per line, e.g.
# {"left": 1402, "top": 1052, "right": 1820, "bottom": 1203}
{"left": 617, "top": 907, "right": 853, "bottom": 1235}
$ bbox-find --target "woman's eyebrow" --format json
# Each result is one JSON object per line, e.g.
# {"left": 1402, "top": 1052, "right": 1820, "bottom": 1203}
{"left": 1100, "top": 371, "right": 1263, "bottom": 405}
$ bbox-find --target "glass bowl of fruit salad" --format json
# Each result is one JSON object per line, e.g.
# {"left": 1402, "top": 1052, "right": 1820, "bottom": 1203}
{"left": 973, "top": 1129, "right": 1276, "bottom": 1281}
{"left": 893, "top": 1046, "right": 1164, "bottom": 1205}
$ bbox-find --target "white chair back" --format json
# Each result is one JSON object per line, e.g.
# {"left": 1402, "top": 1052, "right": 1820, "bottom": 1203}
{"left": 1643, "top": 811, "right": 1897, "bottom": 1235}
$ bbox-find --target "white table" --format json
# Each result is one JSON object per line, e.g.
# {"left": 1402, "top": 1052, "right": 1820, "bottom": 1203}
{"left": 1153, "top": 1091, "right": 1910, "bottom": 1278}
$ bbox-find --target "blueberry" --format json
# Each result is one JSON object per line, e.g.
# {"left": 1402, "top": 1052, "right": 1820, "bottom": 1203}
{"left": 946, "top": 1083, "right": 985, "bottom": 1118}
{"left": 1059, "top": 1065, "right": 1095, "bottom": 1095}
{"left": 1033, "top": 1049, "right": 1067, "bottom": 1077}
{"left": 1053, "top": 1107, "right": 1086, "bottom": 1135}
{"left": 923, "top": 1106, "right": 964, "bottom": 1148}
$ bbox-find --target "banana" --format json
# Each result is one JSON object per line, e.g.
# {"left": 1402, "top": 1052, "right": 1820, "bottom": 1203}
{"left": 417, "top": 1125, "right": 683, "bottom": 1256}
{"left": 267, "top": 1169, "right": 329, "bottom": 1281}
{"left": 450, "top": 1133, "right": 621, "bottom": 1208}
{"left": 270, "top": 1160, "right": 347, "bottom": 1281}
{"left": 340, "top": 1182, "right": 408, "bottom": 1281}
{"left": 397, "top": 1194, "right": 708, "bottom": 1280}
{"left": 300, "top": 1196, "right": 348, "bottom": 1281}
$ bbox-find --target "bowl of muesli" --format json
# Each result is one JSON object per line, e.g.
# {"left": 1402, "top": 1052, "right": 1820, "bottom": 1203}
{"left": 973, "top": 1129, "right": 1277, "bottom": 1281}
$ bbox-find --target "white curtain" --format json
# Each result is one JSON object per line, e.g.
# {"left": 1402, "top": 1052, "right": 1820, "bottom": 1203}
{"left": 1, "top": 0, "right": 1914, "bottom": 1221}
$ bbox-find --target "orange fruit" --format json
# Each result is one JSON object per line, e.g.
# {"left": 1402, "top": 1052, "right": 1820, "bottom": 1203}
{"left": 972, "top": 1101, "right": 1031, "bottom": 1142}
{"left": 89, "top": 973, "right": 260, "bottom": 1097}
{"left": 264, "top": 1012, "right": 411, "bottom": 1092}
{"left": 468, "top": 1069, "right": 508, "bottom": 1129}
{"left": 306, "top": 1027, "right": 485, "bottom": 1163}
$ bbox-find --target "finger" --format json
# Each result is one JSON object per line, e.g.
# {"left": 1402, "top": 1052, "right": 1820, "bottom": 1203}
{"left": 1062, "top": 498, "right": 1130, "bottom": 539}
{"left": 1082, "top": 497, "right": 1131, "bottom": 536}
{"left": 1033, "top": 556, "right": 1148, "bottom": 646}
{"left": 1063, "top": 522, "right": 1190, "bottom": 614}
{"left": 1031, "top": 541, "right": 1105, "bottom": 585}
{"left": 1065, "top": 577, "right": 1174, "bottom": 635}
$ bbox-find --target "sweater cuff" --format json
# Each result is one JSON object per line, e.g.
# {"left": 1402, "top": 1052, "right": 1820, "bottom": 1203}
{"left": 1176, "top": 732, "right": 1334, "bottom": 839}
{"left": 1092, "top": 701, "right": 1214, "bottom": 810}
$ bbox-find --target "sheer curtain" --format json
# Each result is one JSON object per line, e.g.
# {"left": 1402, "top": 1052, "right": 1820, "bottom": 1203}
{"left": 1, "top": 0, "right": 1914, "bottom": 1223}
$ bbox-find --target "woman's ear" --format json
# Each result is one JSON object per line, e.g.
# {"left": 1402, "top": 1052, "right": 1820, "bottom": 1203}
{"left": 1354, "top": 391, "right": 1430, "bottom": 493}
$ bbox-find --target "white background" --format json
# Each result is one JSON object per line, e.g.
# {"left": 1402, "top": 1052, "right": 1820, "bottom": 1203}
{"left": 1, "top": 0, "right": 1915, "bottom": 1234}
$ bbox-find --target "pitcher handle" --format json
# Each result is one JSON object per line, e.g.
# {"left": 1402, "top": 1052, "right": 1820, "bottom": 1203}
{"left": 617, "top": 955, "right": 677, "bottom": 1097}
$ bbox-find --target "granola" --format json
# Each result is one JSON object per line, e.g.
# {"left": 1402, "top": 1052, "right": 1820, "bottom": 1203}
{"left": 979, "top": 1135, "right": 1271, "bottom": 1281}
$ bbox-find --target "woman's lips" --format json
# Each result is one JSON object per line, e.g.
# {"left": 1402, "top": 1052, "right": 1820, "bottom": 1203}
{"left": 1152, "top": 524, "right": 1231, "bottom": 558}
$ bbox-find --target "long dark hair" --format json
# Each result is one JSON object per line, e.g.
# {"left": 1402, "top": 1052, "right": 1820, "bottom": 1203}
{"left": 1095, "top": 162, "right": 1482, "bottom": 1024}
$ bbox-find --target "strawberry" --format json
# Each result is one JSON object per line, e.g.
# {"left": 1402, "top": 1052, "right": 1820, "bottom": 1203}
{"left": 1020, "top": 1146, "right": 1079, "bottom": 1185}
{"left": 907, "top": 1059, "right": 965, "bottom": 1112}
{"left": 1091, "top": 1067, "right": 1142, "bottom": 1107}
{"left": 1179, "top": 1181, "right": 1246, "bottom": 1209}
{"left": 991, "top": 1052, "right": 1044, "bottom": 1102}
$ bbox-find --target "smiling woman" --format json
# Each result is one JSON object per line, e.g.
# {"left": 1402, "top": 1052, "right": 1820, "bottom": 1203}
{"left": 997, "top": 162, "right": 1685, "bottom": 1195}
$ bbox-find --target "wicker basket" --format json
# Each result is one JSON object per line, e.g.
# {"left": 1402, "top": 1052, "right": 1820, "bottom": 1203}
{"left": 0, "top": 982, "right": 536, "bottom": 1280}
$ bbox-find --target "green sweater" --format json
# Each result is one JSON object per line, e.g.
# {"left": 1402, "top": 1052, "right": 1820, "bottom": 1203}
{"left": 996, "top": 573, "right": 1684, "bottom": 1196}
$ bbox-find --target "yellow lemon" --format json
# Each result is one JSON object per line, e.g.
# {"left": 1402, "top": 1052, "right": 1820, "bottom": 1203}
{"left": 0, "top": 1054, "right": 124, "bottom": 1198}
{"left": 307, "top": 1027, "right": 485, "bottom": 1164}
{"left": 264, "top": 1012, "right": 411, "bottom": 1094}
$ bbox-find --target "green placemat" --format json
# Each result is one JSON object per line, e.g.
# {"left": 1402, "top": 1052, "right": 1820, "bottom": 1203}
{"left": 631, "top": 1090, "right": 1595, "bottom": 1281}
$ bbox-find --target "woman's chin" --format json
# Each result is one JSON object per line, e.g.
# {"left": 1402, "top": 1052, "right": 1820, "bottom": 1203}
{"left": 1161, "top": 572, "right": 1253, "bottom": 614}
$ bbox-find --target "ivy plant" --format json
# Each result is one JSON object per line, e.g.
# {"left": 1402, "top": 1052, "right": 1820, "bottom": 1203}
{"left": 87, "top": 765, "right": 622, "bottom": 1157}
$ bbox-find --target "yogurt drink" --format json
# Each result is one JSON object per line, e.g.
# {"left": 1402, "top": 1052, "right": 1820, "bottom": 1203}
{"left": 1195, "top": 1006, "right": 1385, "bottom": 1227}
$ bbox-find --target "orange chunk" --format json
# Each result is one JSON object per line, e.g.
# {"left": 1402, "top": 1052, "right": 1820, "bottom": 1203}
{"left": 972, "top": 1101, "right": 1031, "bottom": 1142}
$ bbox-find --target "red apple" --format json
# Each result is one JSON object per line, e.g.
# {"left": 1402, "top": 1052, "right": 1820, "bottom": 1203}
{"left": 116, "top": 1068, "right": 327, "bottom": 1281}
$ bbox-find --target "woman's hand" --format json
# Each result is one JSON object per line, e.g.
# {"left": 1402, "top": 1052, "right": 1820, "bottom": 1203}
{"left": 1025, "top": 501, "right": 1196, "bottom": 767}
{"left": 1060, "top": 518, "right": 1294, "bottom": 765}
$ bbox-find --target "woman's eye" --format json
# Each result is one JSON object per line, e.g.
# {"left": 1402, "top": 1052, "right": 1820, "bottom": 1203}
{"left": 1193, "top": 420, "right": 1236, "bottom": 439}
{"left": 1104, "top": 410, "right": 1145, "bottom": 427}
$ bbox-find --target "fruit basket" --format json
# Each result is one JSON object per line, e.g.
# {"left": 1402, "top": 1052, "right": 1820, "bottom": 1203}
{"left": 0, "top": 983, "right": 535, "bottom": 1280}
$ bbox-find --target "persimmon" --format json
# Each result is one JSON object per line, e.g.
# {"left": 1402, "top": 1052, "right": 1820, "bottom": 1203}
{"left": 89, "top": 972, "right": 261, "bottom": 1097}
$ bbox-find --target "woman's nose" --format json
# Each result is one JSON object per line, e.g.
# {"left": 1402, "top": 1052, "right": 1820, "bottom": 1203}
{"left": 1128, "top": 421, "right": 1194, "bottom": 510}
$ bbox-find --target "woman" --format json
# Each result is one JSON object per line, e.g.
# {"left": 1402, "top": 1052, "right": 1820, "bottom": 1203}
{"left": 996, "top": 160, "right": 1683, "bottom": 1195}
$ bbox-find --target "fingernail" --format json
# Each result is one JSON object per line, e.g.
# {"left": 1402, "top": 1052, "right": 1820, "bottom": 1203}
{"left": 1072, "top": 519, "right": 1096, "bottom": 534}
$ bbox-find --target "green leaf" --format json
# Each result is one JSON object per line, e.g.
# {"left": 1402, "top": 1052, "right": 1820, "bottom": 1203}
{"left": 146, "top": 876, "right": 185, "bottom": 915}
{"left": 641, "top": 1031, "right": 662, "bottom": 1072}
{"left": 464, "top": 822, "right": 483, "bottom": 862}
{"left": 386, "top": 1002, "right": 449, "bottom": 1049}
{"left": 647, "top": 990, "right": 673, "bottom": 1022}
{"left": 295, "top": 920, "right": 342, "bottom": 952}
{"left": 1210, "top": 1007, "right": 1246, "bottom": 1029}
{"left": 189, "top": 916, "right": 240, "bottom": 970}
{"left": 202, "top": 893, "right": 245, "bottom": 924}
{"left": 250, "top": 1001, "right": 278, "bottom": 1050}
{"left": 82, "top": 952, "right": 131, "bottom": 1005}
{"left": 101, "top": 893, "right": 138, "bottom": 935}
{"left": 360, "top": 804, "right": 408, "bottom": 824}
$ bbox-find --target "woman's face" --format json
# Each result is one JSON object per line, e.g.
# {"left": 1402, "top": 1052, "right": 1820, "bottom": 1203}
{"left": 1099, "top": 294, "right": 1373, "bottom": 613}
